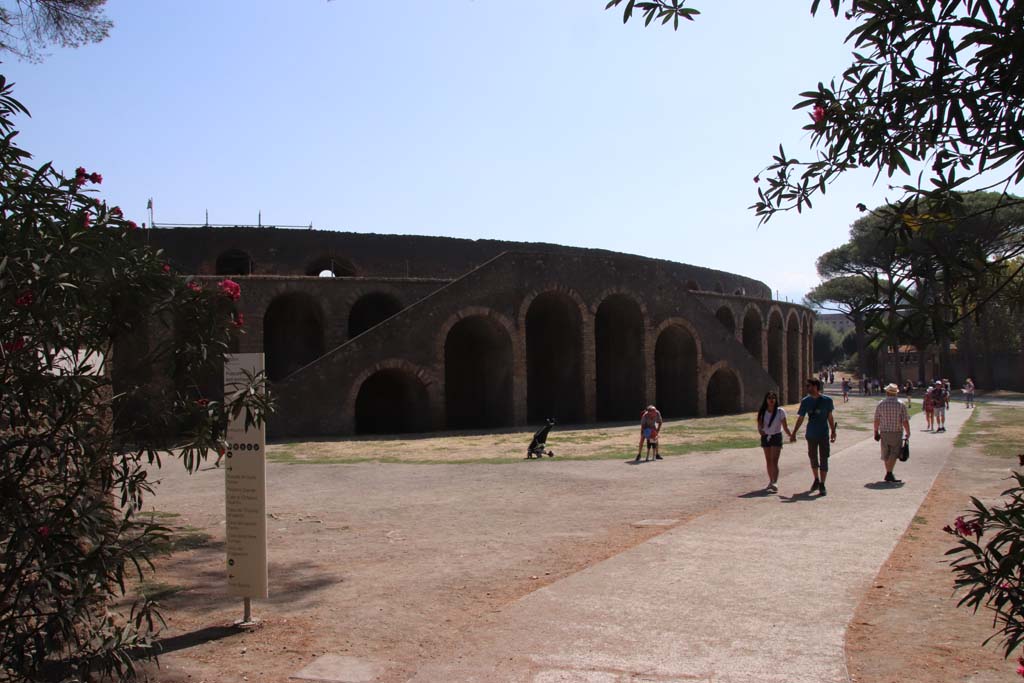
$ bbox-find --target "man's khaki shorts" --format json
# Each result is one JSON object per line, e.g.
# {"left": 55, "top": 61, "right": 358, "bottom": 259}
{"left": 880, "top": 431, "right": 903, "bottom": 460}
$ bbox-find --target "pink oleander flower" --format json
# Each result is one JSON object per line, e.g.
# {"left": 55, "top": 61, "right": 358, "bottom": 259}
{"left": 233, "top": 312, "right": 245, "bottom": 328}
{"left": 952, "top": 516, "right": 983, "bottom": 539}
{"left": 111, "top": 206, "right": 123, "bottom": 217}
{"left": 2, "top": 337, "right": 26, "bottom": 353}
{"left": 127, "top": 220, "right": 138, "bottom": 230}
{"left": 37, "top": 525, "right": 50, "bottom": 538}
{"left": 89, "top": 172, "right": 102, "bottom": 184}
{"left": 74, "top": 166, "right": 88, "bottom": 187}
{"left": 187, "top": 281, "right": 202, "bottom": 293}
{"left": 1016, "top": 663, "right": 1024, "bottom": 677}
{"left": 218, "top": 279, "right": 241, "bottom": 301}
{"left": 14, "top": 290, "right": 33, "bottom": 307}
{"left": 162, "top": 264, "right": 171, "bottom": 273}
{"left": 196, "top": 398, "right": 209, "bottom": 408}
{"left": 753, "top": 175, "right": 760, "bottom": 183}
{"left": 811, "top": 104, "right": 826, "bottom": 124}
{"left": 82, "top": 212, "right": 91, "bottom": 229}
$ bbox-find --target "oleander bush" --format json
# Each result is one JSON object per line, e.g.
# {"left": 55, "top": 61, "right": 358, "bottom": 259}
{"left": 0, "top": 76, "right": 269, "bottom": 682}
{"left": 946, "top": 472, "right": 1024, "bottom": 674}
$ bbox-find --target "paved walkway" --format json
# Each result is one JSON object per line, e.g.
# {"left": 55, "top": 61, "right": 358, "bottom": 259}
{"left": 403, "top": 405, "right": 972, "bottom": 683}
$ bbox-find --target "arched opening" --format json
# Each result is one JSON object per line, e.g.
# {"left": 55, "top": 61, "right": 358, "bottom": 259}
{"left": 742, "top": 308, "right": 763, "bottom": 364}
{"left": 804, "top": 315, "right": 814, "bottom": 377}
{"left": 263, "top": 292, "right": 325, "bottom": 382}
{"left": 715, "top": 306, "right": 736, "bottom": 336}
{"left": 215, "top": 249, "right": 252, "bottom": 275}
{"left": 707, "top": 367, "right": 742, "bottom": 415}
{"left": 595, "top": 294, "right": 645, "bottom": 421}
{"left": 445, "top": 315, "right": 513, "bottom": 429}
{"left": 355, "top": 369, "right": 430, "bottom": 434}
{"left": 768, "top": 310, "right": 784, "bottom": 394}
{"left": 348, "top": 292, "right": 403, "bottom": 339}
{"left": 305, "top": 255, "right": 356, "bottom": 277}
{"left": 787, "top": 313, "right": 802, "bottom": 403}
{"left": 686, "top": 280, "right": 699, "bottom": 291}
{"left": 655, "top": 325, "right": 699, "bottom": 418}
{"left": 526, "top": 292, "right": 584, "bottom": 422}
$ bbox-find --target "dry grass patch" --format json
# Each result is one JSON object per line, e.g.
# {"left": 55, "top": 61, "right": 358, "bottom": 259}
{"left": 955, "top": 405, "right": 1024, "bottom": 458}
{"left": 266, "top": 400, "right": 902, "bottom": 465}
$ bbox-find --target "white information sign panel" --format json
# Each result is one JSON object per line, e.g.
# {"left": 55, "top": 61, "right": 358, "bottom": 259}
{"left": 224, "top": 353, "right": 269, "bottom": 599}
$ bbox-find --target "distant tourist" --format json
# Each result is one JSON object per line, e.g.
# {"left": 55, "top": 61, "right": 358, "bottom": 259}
{"left": 923, "top": 387, "right": 936, "bottom": 431}
{"left": 756, "top": 392, "right": 792, "bottom": 492}
{"left": 790, "top": 378, "right": 837, "bottom": 496}
{"left": 942, "top": 378, "right": 952, "bottom": 409}
{"left": 932, "top": 381, "right": 948, "bottom": 432}
{"left": 644, "top": 425, "right": 660, "bottom": 461}
{"left": 874, "top": 383, "right": 911, "bottom": 483}
{"left": 963, "top": 377, "right": 975, "bottom": 408}
{"left": 635, "top": 405, "right": 663, "bottom": 462}
{"left": 841, "top": 378, "right": 851, "bottom": 403}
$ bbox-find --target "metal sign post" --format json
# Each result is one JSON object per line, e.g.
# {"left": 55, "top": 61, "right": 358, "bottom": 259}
{"left": 224, "top": 353, "right": 268, "bottom": 626}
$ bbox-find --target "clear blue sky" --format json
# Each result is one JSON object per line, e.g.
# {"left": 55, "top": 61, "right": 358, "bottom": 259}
{"left": 5, "top": 1, "right": 900, "bottom": 302}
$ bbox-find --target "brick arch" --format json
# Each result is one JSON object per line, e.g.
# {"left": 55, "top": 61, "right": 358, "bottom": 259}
{"left": 436, "top": 306, "right": 520, "bottom": 429}
{"left": 593, "top": 289, "right": 647, "bottom": 420}
{"left": 653, "top": 317, "right": 703, "bottom": 418}
{"left": 785, "top": 308, "right": 803, "bottom": 403}
{"left": 766, "top": 305, "right": 785, "bottom": 396}
{"left": 714, "top": 304, "right": 737, "bottom": 336}
{"left": 343, "top": 286, "right": 406, "bottom": 339}
{"left": 786, "top": 308, "right": 803, "bottom": 332}
{"left": 263, "top": 290, "right": 326, "bottom": 382}
{"left": 590, "top": 287, "right": 649, "bottom": 319}
{"left": 435, "top": 306, "right": 518, "bottom": 363}
{"left": 705, "top": 361, "right": 745, "bottom": 415}
{"left": 803, "top": 312, "right": 814, "bottom": 377}
{"left": 342, "top": 358, "right": 441, "bottom": 433}
{"left": 519, "top": 286, "right": 589, "bottom": 423}
{"left": 517, "top": 285, "right": 589, "bottom": 331}
{"left": 215, "top": 248, "right": 253, "bottom": 275}
{"left": 340, "top": 284, "right": 406, "bottom": 310}
{"left": 652, "top": 317, "right": 704, "bottom": 366}
{"left": 741, "top": 304, "right": 764, "bottom": 364}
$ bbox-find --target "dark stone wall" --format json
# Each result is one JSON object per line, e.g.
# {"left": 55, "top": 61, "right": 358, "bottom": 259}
{"left": 266, "top": 250, "right": 813, "bottom": 437}
{"left": 145, "top": 226, "right": 772, "bottom": 299}
{"left": 128, "top": 227, "right": 815, "bottom": 437}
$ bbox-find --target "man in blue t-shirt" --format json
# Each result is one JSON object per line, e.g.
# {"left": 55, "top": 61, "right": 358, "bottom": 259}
{"left": 789, "top": 377, "right": 837, "bottom": 496}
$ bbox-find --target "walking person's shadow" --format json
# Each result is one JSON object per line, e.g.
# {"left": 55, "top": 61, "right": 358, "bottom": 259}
{"left": 864, "top": 481, "right": 906, "bottom": 490}
{"left": 738, "top": 488, "right": 775, "bottom": 498}
{"left": 780, "top": 490, "right": 820, "bottom": 503}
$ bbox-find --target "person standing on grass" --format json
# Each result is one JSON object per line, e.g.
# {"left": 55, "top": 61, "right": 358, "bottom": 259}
{"left": 790, "top": 378, "right": 837, "bottom": 496}
{"left": 874, "top": 383, "right": 911, "bottom": 483}
{"left": 635, "top": 405, "right": 663, "bottom": 462}
{"left": 963, "top": 377, "right": 976, "bottom": 408}
{"left": 756, "top": 392, "right": 792, "bottom": 492}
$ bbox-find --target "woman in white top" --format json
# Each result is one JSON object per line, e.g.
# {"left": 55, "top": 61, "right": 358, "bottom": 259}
{"left": 756, "top": 392, "right": 792, "bottom": 493}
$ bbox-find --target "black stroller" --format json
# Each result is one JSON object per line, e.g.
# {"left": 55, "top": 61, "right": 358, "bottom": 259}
{"left": 526, "top": 418, "right": 556, "bottom": 459}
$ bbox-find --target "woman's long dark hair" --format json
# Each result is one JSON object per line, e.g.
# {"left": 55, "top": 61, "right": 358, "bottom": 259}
{"left": 757, "top": 392, "right": 779, "bottom": 427}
